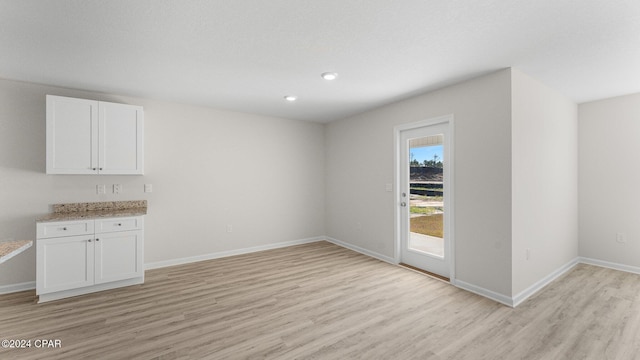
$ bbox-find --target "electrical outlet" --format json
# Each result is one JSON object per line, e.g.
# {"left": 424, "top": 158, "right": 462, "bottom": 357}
{"left": 616, "top": 233, "right": 627, "bottom": 244}
{"left": 113, "top": 184, "right": 122, "bottom": 194}
{"left": 226, "top": 224, "right": 233, "bottom": 233}
{"left": 144, "top": 184, "right": 153, "bottom": 193}
{"left": 96, "top": 184, "right": 106, "bottom": 194}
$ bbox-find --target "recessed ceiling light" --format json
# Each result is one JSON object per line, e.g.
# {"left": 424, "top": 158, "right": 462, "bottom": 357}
{"left": 321, "top": 72, "right": 338, "bottom": 80}
{"left": 284, "top": 95, "right": 297, "bottom": 102}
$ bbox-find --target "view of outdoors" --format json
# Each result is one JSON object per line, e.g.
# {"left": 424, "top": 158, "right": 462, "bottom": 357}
{"left": 409, "top": 138, "right": 444, "bottom": 257}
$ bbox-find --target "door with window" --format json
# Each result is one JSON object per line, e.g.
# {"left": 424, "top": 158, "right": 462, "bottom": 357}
{"left": 397, "top": 119, "right": 452, "bottom": 279}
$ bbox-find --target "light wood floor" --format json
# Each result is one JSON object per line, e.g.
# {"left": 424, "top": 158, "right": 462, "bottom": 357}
{"left": 1, "top": 241, "right": 639, "bottom": 359}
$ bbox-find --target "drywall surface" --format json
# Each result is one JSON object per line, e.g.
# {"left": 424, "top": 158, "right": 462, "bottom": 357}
{"left": 511, "top": 69, "right": 578, "bottom": 296}
{"left": 325, "top": 70, "right": 513, "bottom": 296}
{"left": 0, "top": 78, "right": 325, "bottom": 287}
{"left": 579, "top": 93, "right": 640, "bottom": 267}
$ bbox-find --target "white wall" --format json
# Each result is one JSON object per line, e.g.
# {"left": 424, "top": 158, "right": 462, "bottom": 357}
{"left": 0, "top": 78, "right": 325, "bottom": 288}
{"left": 511, "top": 70, "right": 578, "bottom": 296}
{"left": 579, "top": 93, "right": 640, "bottom": 268}
{"left": 0, "top": 69, "right": 598, "bottom": 303}
{"left": 325, "top": 70, "right": 514, "bottom": 297}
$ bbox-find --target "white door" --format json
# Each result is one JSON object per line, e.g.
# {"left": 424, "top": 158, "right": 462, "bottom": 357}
{"left": 94, "top": 231, "right": 143, "bottom": 284}
{"left": 36, "top": 235, "right": 94, "bottom": 294}
{"left": 46, "top": 95, "right": 99, "bottom": 174}
{"left": 99, "top": 101, "right": 144, "bottom": 175}
{"left": 397, "top": 118, "right": 452, "bottom": 279}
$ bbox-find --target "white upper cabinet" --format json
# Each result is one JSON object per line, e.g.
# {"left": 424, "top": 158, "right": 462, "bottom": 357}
{"left": 46, "top": 95, "right": 144, "bottom": 175}
{"left": 46, "top": 96, "right": 98, "bottom": 174}
{"left": 98, "top": 101, "right": 144, "bottom": 175}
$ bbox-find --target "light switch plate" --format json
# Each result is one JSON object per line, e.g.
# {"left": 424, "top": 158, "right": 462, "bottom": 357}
{"left": 113, "top": 184, "right": 122, "bottom": 194}
{"left": 144, "top": 184, "right": 153, "bottom": 193}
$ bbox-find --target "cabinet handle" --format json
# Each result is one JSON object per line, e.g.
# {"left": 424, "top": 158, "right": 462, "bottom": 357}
{"left": 117, "top": 223, "right": 122, "bottom": 226}
{"left": 96, "top": 238, "right": 100, "bottom": 241}
{"left": 92, "top": 168, "right": 97, "bottom": 170}
{"left": 99, "top": 168, "right": 103, "bottom": 170}
{"left": 88, "top": 239, "right": 92, "bottom": 242}
{"left": 62, "top": 227, "right": 67, "bottom": 230}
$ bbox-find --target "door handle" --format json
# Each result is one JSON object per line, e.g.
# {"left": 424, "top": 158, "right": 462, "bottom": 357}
{"left": 400, "top": 202, "right": 407, "bottom": 207}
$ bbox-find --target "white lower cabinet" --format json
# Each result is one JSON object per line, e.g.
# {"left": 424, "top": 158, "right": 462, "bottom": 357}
{"left": 36, "top": 216, "right": 144, "bottom": 303}
{"left": 37, "top": 234, "right": 94, "bottom": 294}
{"left": 95, "top": 230, "right": 143, "bottom": 284}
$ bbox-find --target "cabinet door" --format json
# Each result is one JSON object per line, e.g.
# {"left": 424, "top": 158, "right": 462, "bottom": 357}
{"left": 98, "top": 101, "right": 144, "bottom": 175}
{"left": 94, "top": 230, "right": 143, "bottom": 284}
{"left": 36, "top": 235, "right": 94, "bottom": 294}
{"left": 46, "top": 95, "right": 99, "bottom": 174}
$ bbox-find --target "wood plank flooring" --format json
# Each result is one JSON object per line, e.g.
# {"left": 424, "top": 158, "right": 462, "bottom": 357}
{"left": 1, "top": 241, "right": 639, "bottom": 359}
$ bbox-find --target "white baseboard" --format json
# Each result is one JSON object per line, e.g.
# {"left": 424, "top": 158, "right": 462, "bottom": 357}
{"left": 3, "top": 240, "right": 639, "bottom": 306}
{"left": 0, "top": 281, "right": 35, "bottom": 295}
{"left": 145, "top": 236, "right": 325, "bottom": 270}
{"left": 512, "top": 257, "right": 579, "bottom": 307}
{"left": 454, "top": 279, "right": 514, "bottom": 307}
{"left": 325, "top": 237, "right": 397, "bottom": 265}
{"left": 456, "top": 257, "right": 632, "bottom": 308}
{"left": 0, "top": 237, "right": 324, "bottom": 295}
{"left": 456, "top": 258, "right": 579, "bottom": 308}
{"left": 38, "top": 277, "right": 143, "bottom": 303}
{"left": 579, "top": 257, "right": 640, "bottom": 275}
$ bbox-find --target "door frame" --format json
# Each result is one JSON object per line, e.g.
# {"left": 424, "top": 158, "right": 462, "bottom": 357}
{"left": 393, "top": 114, "right": 455, "bottom": 284}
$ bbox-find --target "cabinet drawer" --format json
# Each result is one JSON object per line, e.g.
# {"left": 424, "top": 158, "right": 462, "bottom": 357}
{"left": 37, "top": 220, "right": 94, "bottom": 239}
{"left": 95, "top": 217, "right": 143, "bottom": 233}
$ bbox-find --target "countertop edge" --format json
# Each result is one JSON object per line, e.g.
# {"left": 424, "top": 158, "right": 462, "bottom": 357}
{"left": 36, "top": 208, "right": 147, "bottom": 223}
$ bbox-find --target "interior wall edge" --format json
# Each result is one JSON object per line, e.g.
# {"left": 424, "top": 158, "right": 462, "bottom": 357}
{"left": 512, "top": 257, "right": 579, "bottom": 307}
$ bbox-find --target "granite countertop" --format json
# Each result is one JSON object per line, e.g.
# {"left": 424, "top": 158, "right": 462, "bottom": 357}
{"left": 36, "top": 200, "right": 147, "bottom": 223}
{"left": 0, "top": 240, "right": 33, "bottom": 264}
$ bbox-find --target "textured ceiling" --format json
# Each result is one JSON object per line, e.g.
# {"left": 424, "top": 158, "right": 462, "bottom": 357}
{"left": 1, "top": 0, "right": 639, "bottom": 122}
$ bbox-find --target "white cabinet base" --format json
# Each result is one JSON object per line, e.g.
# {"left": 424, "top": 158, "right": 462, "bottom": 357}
{"left": 38, "top": 276, "right": 143, "bottom": 303}
{"left": 36, "top": 216, "right": 144, "bottom": 303}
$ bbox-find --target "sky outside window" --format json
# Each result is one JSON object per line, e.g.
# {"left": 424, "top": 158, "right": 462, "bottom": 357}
{"left": 411, "top": 145, "right": 443, "bottom": 164}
